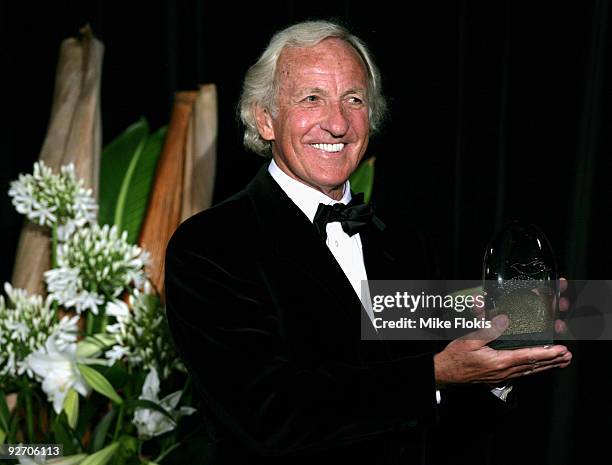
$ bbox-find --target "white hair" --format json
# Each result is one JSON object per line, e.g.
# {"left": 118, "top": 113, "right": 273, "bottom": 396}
{"left": 238, "top": 20, "right": 387, "bottom": 156}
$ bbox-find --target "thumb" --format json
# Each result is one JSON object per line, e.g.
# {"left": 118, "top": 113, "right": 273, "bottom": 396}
{"left": 461, "top": 314, "right": 509, "bottom": 349}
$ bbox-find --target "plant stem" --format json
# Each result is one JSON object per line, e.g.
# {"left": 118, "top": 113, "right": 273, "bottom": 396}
{"left": 51, "top": 224, "right": 58, "bottom": 268}
{"left": 86, "top": 313, "right": 95, "bottom": 336}
{"left": 23, "top": 384, "right": 35, "bottom": 442}
{"left": 112, "top": 402, "right": 125, "bottom": 442}
{"left": 101, "top": 314, "right": 108, "bottom": 333}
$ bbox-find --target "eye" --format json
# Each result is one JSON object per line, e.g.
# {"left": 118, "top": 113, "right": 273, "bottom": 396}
{"left": 303, "top": 95, "right": 319, "bottom": 103}
{"left": 347, "top": 96, "right": 364, "bottom": 105}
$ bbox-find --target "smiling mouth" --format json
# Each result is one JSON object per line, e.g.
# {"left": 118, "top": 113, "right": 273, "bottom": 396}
{"left": 310, "top": 143, "right": 345, "bottom": 153}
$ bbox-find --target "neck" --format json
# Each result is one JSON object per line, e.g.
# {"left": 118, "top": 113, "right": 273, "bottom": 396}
{"left": 318, "top": 184, "right": 345, "bottom": 201}
{"left": 272, "top": 158, "right": 346, "bottom": 201}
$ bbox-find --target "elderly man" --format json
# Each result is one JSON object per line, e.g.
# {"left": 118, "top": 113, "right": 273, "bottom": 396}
{"left": 165, "top": 20, "right": 572, "bottom": 465}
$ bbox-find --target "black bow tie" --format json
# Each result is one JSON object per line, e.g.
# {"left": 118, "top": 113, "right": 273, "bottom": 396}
{"left": 313, "top": 192, "right": 385, "bottom": 241}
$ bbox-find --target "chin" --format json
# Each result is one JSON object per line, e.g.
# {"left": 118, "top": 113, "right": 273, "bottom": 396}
{"left": 310, "top": 173, "right": 351, "bottom": 191}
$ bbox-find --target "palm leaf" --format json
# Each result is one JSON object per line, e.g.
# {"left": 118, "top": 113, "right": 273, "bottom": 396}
{"left": 98, "top": 119, "right": 148, "bottom": 228}
{"left": 119, "top": 126, "right": 167, "bottom": 243}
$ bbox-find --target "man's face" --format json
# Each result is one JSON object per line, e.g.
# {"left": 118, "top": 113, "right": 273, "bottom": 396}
{"left": 255, "top": 38, "right": 371, "bottom": 199}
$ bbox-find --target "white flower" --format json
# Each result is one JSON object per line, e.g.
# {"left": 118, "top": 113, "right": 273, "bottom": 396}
{"left": 26, "top": 332, "right": 91, "bottom": 414}
{"left": 104, "top": 345, "right": 130, "bottom": 365}
{"left": 102, "top": 286, "right": 184, "bottom": 378}
{"left": 54, "top": 315, "right": 80, "bottom": 350}
{"left": 105, "top": 300, "right": 129, "bottom": 318}
{"left": 0, "top": 283, "right": 75, "bottom": 380}
{"left": 8, "top": 161, "right": 96, "bottom": 237}
{"left": 132, "top": 367, "right": 196, "bottom": 439}
{"left": 5, "top": 320, "right": 29, "bottom": 342}
{"left": 65, "top": 291, "right": 104, "bottom": 315}
{"left": 44, "top": 224, "right": 148, "bottom": 315}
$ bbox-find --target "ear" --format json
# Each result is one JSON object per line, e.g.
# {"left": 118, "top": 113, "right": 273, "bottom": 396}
{"left": 253, "top": 104, "right": 275, "bottom": 141}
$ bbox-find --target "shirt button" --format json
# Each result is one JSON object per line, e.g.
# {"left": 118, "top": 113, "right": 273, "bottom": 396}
{"left": 335, "top": 241, "right": 339, "bottom": 247}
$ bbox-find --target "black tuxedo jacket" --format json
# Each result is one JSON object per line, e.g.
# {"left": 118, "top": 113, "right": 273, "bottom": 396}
{"left": 165, "top": 164, "right": 506, "bottom": 464}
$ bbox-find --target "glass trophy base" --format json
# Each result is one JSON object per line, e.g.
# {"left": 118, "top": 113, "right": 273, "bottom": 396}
{"left": 488, "top": 288, "right": 554, "bottom": 350}
{"left": 489, "top": 333, "right": 554, "bottom": 350}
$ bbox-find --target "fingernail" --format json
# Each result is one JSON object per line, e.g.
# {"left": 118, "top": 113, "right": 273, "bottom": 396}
{"left": 543, "top": 345, "right": 551, "bottom": 349}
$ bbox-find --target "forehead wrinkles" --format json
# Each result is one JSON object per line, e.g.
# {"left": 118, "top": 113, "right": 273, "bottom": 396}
{"left": 275, "top": 40, "right": 368, "bottom": 97}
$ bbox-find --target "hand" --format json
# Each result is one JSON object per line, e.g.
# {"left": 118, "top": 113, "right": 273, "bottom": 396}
{"left": 434, "top": 314, "right": 572, "bottom": 387}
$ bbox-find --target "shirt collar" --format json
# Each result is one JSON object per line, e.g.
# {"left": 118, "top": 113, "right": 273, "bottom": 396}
{"left": 268, "top": 158, "right": 352, "bottom": 223}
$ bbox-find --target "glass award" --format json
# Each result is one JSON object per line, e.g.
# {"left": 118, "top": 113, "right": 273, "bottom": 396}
{"left": 483, "top": 222, "right": 557, "bottom": 349}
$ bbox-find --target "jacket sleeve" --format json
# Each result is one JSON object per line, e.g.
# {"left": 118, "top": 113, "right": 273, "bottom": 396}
{"left": 164, "top": 234, "right": 438, "bottom": 457}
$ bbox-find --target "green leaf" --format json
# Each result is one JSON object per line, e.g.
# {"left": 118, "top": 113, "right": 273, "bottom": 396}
{"left": 0, "top": 390, "right": 11, "bottom": 436}
{"left": 63, "top": 389, "right": 79, "bottom": 430}
{"left": 90, "top": 408, "right": 116, "bottom": 453}
{"left": 101, "top": 361, "right": 131, "bottom": 392}
{"left": 349, "top": 156, "right": 376, "bottom": 204}
{"left": 119, "top": 125, "right": 167, "bottom": 243}
{"left": 0, "top": 427, "right": 5, "bottom": 445}
{"left": 118, "top": 435, "right": 138, "bottom": 457}
{"left": 77, "top": 364, "right": 123, "bottom": 404}
{"left": 99, "top": 119, "right": 149, "bottom": 228}
{"left": 76, "top": 334, "right": 117, "bottom": 358}
{"left": 79, "top": 442, "right": 120, "bottom": 465}
{"left": 47, "top": 454, "right": 88, "bottom": 465}
{"left": 8, "top": 414, "right": 18, "bottom": 443}
{"left": 54, "top": 411, "right": 80, "bottom": 455}
{"left": 124, "top": 398, "right": 176, "bottom": 425}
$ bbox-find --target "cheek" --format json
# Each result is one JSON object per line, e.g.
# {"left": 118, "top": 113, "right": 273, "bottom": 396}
{"left": 287, "top": 111, "right": 320, "bottom": 137}
{"left": 350, "top": 111, "right": 370, "bottom": 136}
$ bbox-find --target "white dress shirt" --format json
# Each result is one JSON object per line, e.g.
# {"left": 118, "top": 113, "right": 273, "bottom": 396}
{"left": 268, "top": 160, "right": 373, "bottom": 320}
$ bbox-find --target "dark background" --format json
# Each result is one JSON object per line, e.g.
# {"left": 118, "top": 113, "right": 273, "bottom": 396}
{"left": 1, "top": 1, "right": 610, "bottom": 463}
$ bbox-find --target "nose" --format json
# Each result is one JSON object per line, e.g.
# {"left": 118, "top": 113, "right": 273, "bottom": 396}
{"left": 320, "top": 102, "right": 349, "bottom": 137}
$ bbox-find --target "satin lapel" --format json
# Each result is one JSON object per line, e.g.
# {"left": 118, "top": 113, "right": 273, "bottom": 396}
{"left": 245, "top": 165, "right": 363, "bottom": 318}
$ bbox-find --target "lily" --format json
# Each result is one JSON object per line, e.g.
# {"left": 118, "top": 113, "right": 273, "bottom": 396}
{"left": 133, "top": 367, "right": 196, "bottom": 439}
{"left": 26, "top": 329, "right": 95, "bottom": 414}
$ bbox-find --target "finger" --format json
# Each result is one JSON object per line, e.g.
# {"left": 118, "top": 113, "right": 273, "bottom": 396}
{"left": 555, "top": 319, "right": 568, "bottom": 334}
{"left": 498, "top": 345, "right": 568, "bottom": 366}
{"left": 510, "top": 351, "right": 572, "bottom": 374}
{"left": 460, "top": 314, "right": 508, "bottom": 349}
{"left": 472, "top": 351, "right": 572, "bottom": 384}
{"left": 559, "top": 277, "right": 568, "bottom": 294}
{"left": 491, "top": 358, "right": 566, "bottom": 382}
{"left": 505, "top": 361, "right": 571, "bottom": 380}
{"left": 499, "top": 352, "right": 573, "bottom": 380}
{"left": 559, "top": 296, "right": 570, "bottom": 312}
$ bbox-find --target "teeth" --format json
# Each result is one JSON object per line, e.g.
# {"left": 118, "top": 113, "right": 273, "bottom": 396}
{"left": 311, "top": 143, "right": 345, "bottom": 153}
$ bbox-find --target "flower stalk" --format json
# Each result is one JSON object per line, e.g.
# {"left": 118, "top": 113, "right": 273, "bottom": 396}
{"left": 52, "top": 223, "right": 58, "bottom": 269}
{"left": 23, "top": 383, "right": 35, "bottom": 443}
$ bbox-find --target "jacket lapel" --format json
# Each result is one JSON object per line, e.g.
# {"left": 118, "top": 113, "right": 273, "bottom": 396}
{"left": 245, "top": 164, "right": 363, "bottom": 319}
